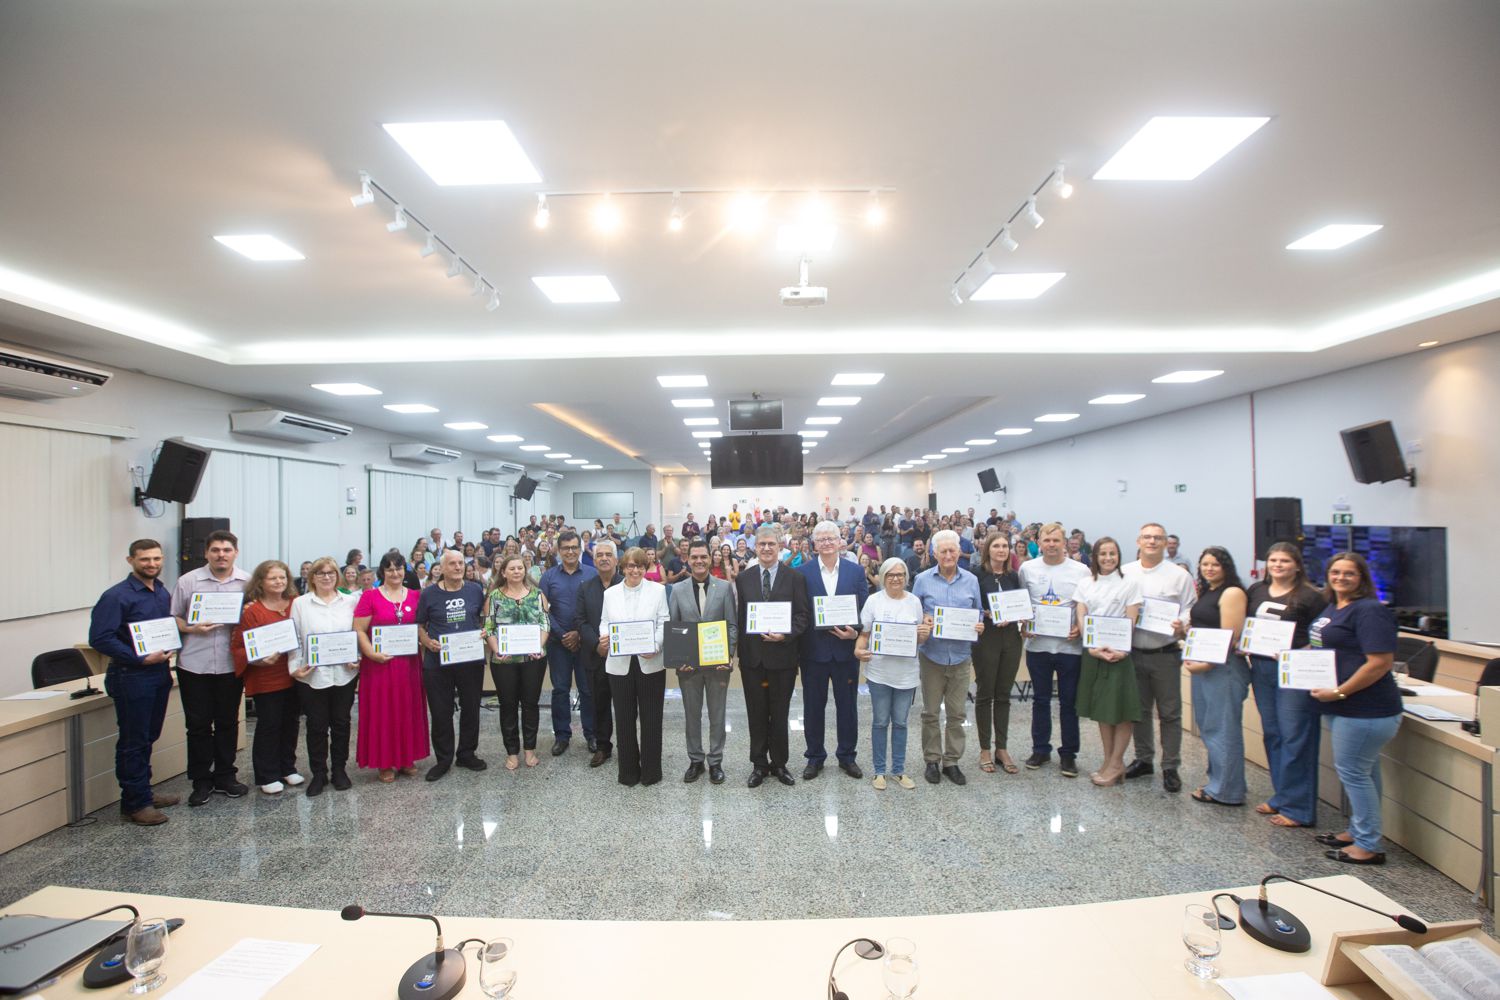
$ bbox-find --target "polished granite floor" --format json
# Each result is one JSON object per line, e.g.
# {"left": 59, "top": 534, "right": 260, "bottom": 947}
{"left": 1, "top": 688, "right": 1492, "bottom": 931}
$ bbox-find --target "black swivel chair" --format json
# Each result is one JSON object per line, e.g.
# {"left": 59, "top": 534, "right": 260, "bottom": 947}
{"left": 30, "top": 648, "right": 92, "bottom": 689}
{"left": 1478, "top": 658, "right": 1500, "bottom": 691}
{"left": 1395, "top": 636, "right": 1439, "bottom": 683}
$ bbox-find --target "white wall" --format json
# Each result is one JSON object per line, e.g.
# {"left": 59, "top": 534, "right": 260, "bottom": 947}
{"left": 548, "top": 469, "right": 661, "bottom": 534}
{"left": 660, "top": 473, "right": 930, "bottom": 523}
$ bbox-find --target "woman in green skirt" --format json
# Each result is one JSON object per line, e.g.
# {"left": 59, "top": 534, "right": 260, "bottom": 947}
{"left": 1072, "top": 537, "right": 1142, "bottom": 786}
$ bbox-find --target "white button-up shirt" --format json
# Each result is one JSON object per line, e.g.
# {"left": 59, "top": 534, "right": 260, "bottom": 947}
{"left": 287, "top": 591, "right": 360, "bottom": 688}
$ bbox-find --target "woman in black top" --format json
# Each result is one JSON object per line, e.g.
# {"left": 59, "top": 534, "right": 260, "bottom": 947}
{"left": 974, "top": 533, "right": 1025, "bottom": 774}
{"left": 1186, "top": 546, "right": 1249, "bottom": 806}
{"left": 1244, "top": 542, "right": 1326, "bottom": 827}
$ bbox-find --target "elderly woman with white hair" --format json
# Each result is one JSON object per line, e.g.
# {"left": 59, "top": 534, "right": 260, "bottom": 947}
{"left": 854, "top": 557, "right": 931, "bottom": 789}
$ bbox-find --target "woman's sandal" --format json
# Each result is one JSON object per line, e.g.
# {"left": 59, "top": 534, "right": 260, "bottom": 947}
{"left": 1268, "top": 814, "right": 1307, "bottom": 828}
{"left": 996, "top": 753, "right": 1019, "bottom": 775}
{"left": 979, "top": 753, "right": 997, "bottom": 774}
{"left": 1192, "top": 788, "right": 1243, "bottom": 806}
{"left": 505, "top": 755, "right": 520, "bottom": 771}
{"left": 1254, "top": 803, "right": 1278, "bottom": 816}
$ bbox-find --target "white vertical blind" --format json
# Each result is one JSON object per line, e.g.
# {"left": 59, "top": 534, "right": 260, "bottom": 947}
{"left": 185, "top": 450, "right": 281, "bottom": 572}
{"left": 0, "top": 424, "right": 112, "bottom": 620}
{"left": 281, "top": 460, "right": 341, "bottom": 567}
{"left": 369, "top": 469, "right": 446, "bottom": 556}
{"left": 459, "top": 478, "right": 513, "bottom": 540}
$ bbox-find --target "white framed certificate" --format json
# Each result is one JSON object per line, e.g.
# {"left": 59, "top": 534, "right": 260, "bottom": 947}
{"left": 608, "top": 620, "right": 656, "bottom": 656}
{"left": 129, "top": 617, "right": 182, "bottom": 656}
{"left": 1239, "top": 617, "right": 1297, "bottom": 657}
{"left": 1136, "top": 597, "right": 1180, "bottom": 636}
{"left": 438, "top": 630, "right": 485, "bottom": 664}
{"left": 1030, "top": 603, "right": 1074, "bottom": 639}
{"left": 746, "top": 601, "right": 792, "bottom": 634}
{"left": 495, "top": 623, "right": 543, "bottom": 656}
{"left": 1183, "top": 628, "right": 1234, "bottom": 665}
{"left": 305, "top": 631, "right": 359, "bottom": 667}
{"left": 371, "top": 624, "right": 419, "bottom": 656}
{"left": 931, "top": 606, "right": 981, "bottom": 641}
{"left": 869, "top": 620, "right": 918, "bottom": 658}
{"left": 814, "top": 594, "right": 859, "bottom": 628}
{"left": 187, "top": 592, "right": 244, "bottom": 625}
{"left": 243, "top": 618, "right": 298, "bottom": 660}
{"left": 1083, "top": 616, "right": 1132, "bottom": 651}
{"left": 1277, "top": 649, "right": 1337, "bottom": 690}
{"left": 988, "top": 589, "right": 1033, "bottom": 623}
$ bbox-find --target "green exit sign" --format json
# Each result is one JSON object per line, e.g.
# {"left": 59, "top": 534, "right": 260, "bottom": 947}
{"left": 1174, "top": 484, "right": 1187, "bottom": 493}
{"left": 1332, "top": 512, "right": 1354, "bottom": 525}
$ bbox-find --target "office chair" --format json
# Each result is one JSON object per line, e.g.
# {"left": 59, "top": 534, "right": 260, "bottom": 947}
{"left": 30, "top": 648, "right": 92, "bottom": 689}
{"left": 1478, "top": 658, "right": 1500, "bottom": 691}
{"left": 1395, "top": 636, "right": 1439, "bottom": 683}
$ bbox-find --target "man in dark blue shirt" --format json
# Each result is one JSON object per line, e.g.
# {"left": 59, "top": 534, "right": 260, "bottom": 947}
{"left": 538, "top": 531, "right": 598, "bottom": 756}
{"left": 88, "top": 539, "right": 177, "bottom": 826}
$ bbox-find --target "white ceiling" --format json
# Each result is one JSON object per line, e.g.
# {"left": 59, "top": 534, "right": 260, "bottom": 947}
{"left": 1, "top": 0, "right": 1498, "bottom": 476}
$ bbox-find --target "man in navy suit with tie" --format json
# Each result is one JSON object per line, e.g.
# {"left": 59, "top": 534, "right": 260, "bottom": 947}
{"left": 797, "top": 520, "right": 870, "bottom": 779}
{"left": 737, "top": 524, "right": 810, "bottom": 787}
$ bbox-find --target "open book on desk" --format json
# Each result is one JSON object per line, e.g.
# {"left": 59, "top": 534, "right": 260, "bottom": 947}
{"left": 1359, "top": 937, "right": 1500, "bottom": 999}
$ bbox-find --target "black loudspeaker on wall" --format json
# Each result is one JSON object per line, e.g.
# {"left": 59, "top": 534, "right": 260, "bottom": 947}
{"left": 927, "top": 492, "right": 938, "bottom": 512}
{"left": 180, "top": 517, "right": 230, "bottom": 575}
{"left": 1254, "top": 497, "right": 1304, "bottom": 560}
{"left": 977, "top": 468, "right": 1001, "bottom": 493}
{"left": 1340, "top": 420, "right": 1416, "bottom": 486}
{"left": 144, "top": 440, "right": 211, "bottom": 504}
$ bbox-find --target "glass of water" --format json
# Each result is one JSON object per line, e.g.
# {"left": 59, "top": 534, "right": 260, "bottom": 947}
{"left": 882, "top": 937, "right": 919, "bottom": 999}
{"left": 125, "top": 917, "right": 169, "bottom": 994}
{"left": 479, "top": 937, "right": 518, "bottom": 999}
{"left": 1182, "top": 904, "right": 1222, "bottom": 980}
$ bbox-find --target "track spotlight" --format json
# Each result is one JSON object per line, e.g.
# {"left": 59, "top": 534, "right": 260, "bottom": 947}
{"left": 446, "top": 255, "right": 463, "bottom": 279}
{"left": 949, "top": 285, "right": 966, "bottom": 305}
{"left": 594, "top": 194, "right": 621, "bottom": 233}
{"left": 534, "top": 194, "right": 550, "bottom": 229}
{"left": 350, "top": 171, "right": 374, "bottom": 207}
{"left": 1025, "top": 197, "right": 1044, "bottom": 229}
{"left": 668, "top": 192, "right": 684, "bottom": 232}
{"left": 1052, "top": 164, "right": 1074, "bottom": 199}
{"left": 864, "top": 190, "right": 886, "bottom": 226}
{"left": 471, "top": 275, "right": 485, "bottom": 297}
{"left": 485, "top": 288, "right": 501, "bottom": 311}
{"left": 418, "top": 232, "right": 437, "bottom": 258}
{"left": 386, "top": 205, "right": 407, "bottom": 232}
{"left": 999, "top": 227, "right": 1019, "bottom": 252}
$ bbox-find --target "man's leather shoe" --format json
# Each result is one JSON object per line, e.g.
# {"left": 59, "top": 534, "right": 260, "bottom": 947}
{"left": 457, "top": 756, "right": 488, "bottom": 771}
{"left": 684, "top": 761, "right": 705, "bottom": 783}
{"left": 425, "top": 761, "right": 451, "bottom": 782}
{"left": 1059, "top": 754, "right": 1079, "bottom": 778}
{"left": 1163, "top": 768, "right": 1182, "bottom": 793}
{"left": 213, "top": 779, "right": 249, "bottom": 798}
{"left": 925, "top": 762, "right": 941, "bottom": 784}
{"left": 802, "top": 761, "right": 823, "bottom": 780}
{"left": 1023, "top": 752, "right": 1049, "bottom": 770}
{"left": 1123, "top": 760, "right": 1154, "bottom": 780}
{"left": 589, "top": 750, "right": 610, "bottom": 768}
{"left": 839, "top": 761, "right": 864, "bottom": 779}
{"left": 151, "top": 792, "right": 180, "bottom": 808}
{"left": 772, "top": 766, "right": 795, "bottom": 786}
{"left": 746, "top": 769, "right": 766, "bottom": 788}
{"left": 551, "top": 740, "right": 570, "bottom": 757}
{"left": 128, "top": 806, "right": 169, "bottom": 826}
{"left": 708, "top": 764, "right": 725, "bottom": 784}
{"left": 306, "top": 774, "right": 327, "bottom": 798}
{"left": 188, "top": 781, "right": 214, "bottom": 807}
{"left": 331, "top": 768, "right": 352, "bottom": 791}
{"left": 587, "top": 739, "right": 598, "bottom": 753}
{"left": 942, "top": 765, "right": 967, "bottom": 786}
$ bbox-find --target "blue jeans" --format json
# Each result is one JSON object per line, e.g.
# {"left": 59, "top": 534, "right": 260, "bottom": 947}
{"left": 1251, "top": 655, "right": 1322, "bottom": 824}
{"left": 1190, "top": 657, "right": 1251, "bottom": 803}
{"left": 547, "top": 640, "right": 594, "bottom": 742}
{"left": 802, "top": 659, "right": 860, "bottom": 765}
{"left": 869, "top": 681, "right": 916, "bottom": 775}
{"left": 1331, "top": 713, "right": 1401, "bottom": 851}
{"left": 1027, "top": 651, "right": 1081, "bottom": 756}
{"left": 104, "top": 664, "right": 172, "bottom": 813}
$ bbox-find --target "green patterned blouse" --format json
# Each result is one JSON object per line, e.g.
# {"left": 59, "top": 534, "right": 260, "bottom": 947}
{"left": 483, "top": 587, "right": 548, "bottom": 665}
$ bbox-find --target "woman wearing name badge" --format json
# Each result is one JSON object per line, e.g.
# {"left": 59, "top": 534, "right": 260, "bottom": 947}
{"left": 483, "top": 554, "right": 551, "bottom": 772}
{"left": 1071, "top": 538, "right": 1143, "bottom": 787}
{"left": 1184, "top": 547, "right": 1249, "bottom": 806}
{"left": 974, "top": 533, "right": 1026, "bottom": 775}
{"left": 289, "top": 556, "right": 361, "bottom": 797}
{"left": 1307, "top": 552, "right": 1403, "bottom": 865}
{"left": 352, "top": 553, "right": 429, "bottom": 784}
{"left": 1244, "top": 543, "right": 1327, "bottom": 828}
{"left": 854, "top": 558, "right": 930, "bottom": 790}
{"left": 597, "top": 547, "right": 670, "bottom": 787}
{"left": 230, "top": 560, "right": 302, "bottom": 796}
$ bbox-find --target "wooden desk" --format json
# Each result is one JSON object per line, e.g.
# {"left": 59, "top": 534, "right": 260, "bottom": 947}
{"left": 2, "top": 877, "right": 1420, "bottom": 999}
{"left": 1399, "top": 631, "right": 1498, "bottom": 691}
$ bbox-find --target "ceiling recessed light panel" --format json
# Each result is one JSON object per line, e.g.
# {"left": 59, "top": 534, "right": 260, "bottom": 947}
{"left": 384, "top": 403, "right": 438, "bottom": 414}
{"left": 798, "top": 430, "right": 828, "bottom": 438}
{"left": 1285, "top": 224, "right": 1383, "bottom": 251}
{"left": 941, "top": 447, "right": 970, "bottom": 453}
{"left": 906, "top": 459, "right": 928, "bottom": 465}
{"left": 486, "top": 434, "right": 524, "bottom": 443}
{"left": 544, "top": 452, "right": 571, "bottom": 459}
{"left": 213, "top": 234, "right": 304, "bottom": 261}
{"left": 1088, "top": 394, "right": 1146, "bottom": 405}
{"left": 564, "top": 458, "right": 589, "bottom": 465}
{"left": 444, "top": 421, "right": 488, "bottom": 431}
{"left": 965, "top": 438, "right": 997, "bottom": 446}
{"left": 969, "top": 272, "right": 1066, "bottom": 301}
{"left": 995, "top": 427, "right": 1033, "bottom": 436}
{"left": 381, "top": 120, "right": 541, "bottom": 186}
{"left": 683, "top": 417, "right": 719, "bottom": 426}
{"left": 801, "top": 441, "right": 817, "bottom": 448}
{"left": 1152, "top": 370, "right": 1223, "bottom": 384}
{"left": 581, "top": 464, "right": 602, "bottom": 470}
{"left": 671, "top": 398, "right": 715, "bottom": 408}
{"left": 1035, "top": 413, "right": 1080, "bottom": 423}
{"left": 656, "top": 374, "right": 708, "bottom": 388}
{"left": 692, "top": 431, "right": 723, "bottom": 439}
{"left": 805, "top": 416, "right": 842, "bottom": 425}
{"left": 831, "top": 373, "right": 884, "bottom": 386}
{"left": 922, "top": 454, "right": 946, "bottom": 460}
{"left": 531, "top": 275, "right": 620, "bottom": 304}
{"left": 1093, "top": 116, "right": 1270, "bottom": 181}
{"left": 312, "top": 382, "right": 380, "bottom": 396}
{"left": 817, "top": 396, "right": 861, "bottom": 407}
{"left": 519, "top": 444, "right": 551, "bottom": 451}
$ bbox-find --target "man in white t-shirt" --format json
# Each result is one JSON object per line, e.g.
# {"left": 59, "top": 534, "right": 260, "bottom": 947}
{"left": 1018, "top": 522, "right": 1093, "bottom": 778}
{"left": 1120, "top": 522, "right": 1198, "bottom": 793}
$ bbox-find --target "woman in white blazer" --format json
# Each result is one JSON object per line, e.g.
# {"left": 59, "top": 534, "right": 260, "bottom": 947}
{"left": 596, "top": 546, "right": 670, "bottom": 787}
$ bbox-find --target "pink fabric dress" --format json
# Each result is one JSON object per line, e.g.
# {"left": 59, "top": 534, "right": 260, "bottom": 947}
{"left": 353, "top": 587, "right": 430, "bottom": 770}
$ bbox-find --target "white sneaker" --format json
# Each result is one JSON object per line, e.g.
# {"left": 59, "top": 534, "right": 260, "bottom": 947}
{"left": 260, "top": 781, "right": 285, "bottom": 794}
{"left": 872, "top": 775, "right": 887, "bottom": 791}
{"left": 282, "top": 773, "right": 305, "bottom": 787}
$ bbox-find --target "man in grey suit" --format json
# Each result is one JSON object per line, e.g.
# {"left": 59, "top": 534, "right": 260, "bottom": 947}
{"left": 668, "top": 538, "right": 738, "bottom": 784}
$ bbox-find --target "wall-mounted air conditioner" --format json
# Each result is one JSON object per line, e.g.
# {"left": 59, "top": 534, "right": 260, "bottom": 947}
{"left": 231, "top": 409, "right": 353, "bottom": 444}
{"left": 541, "top": 471, "right": 565, "bottom": 482}
{"left": 391, "top": 442, "right": 461, "bottom": 465}
{"left": 0, "top": 343, "right": 112, "bottom": 400}
{"left": 475, "top": 460, "right": 525, "bottom": 476}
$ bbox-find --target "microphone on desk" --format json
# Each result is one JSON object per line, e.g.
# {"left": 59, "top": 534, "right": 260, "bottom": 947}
{"left": 826, "top": 937, "right": 884, "bottom": 1000}
{"left": 70, "top": 674, "right": 104, "bottom": 700}
{"left": 341, "top": 904, "right": 466, "bottom": 1000}
{"left": 1221, "top": 874, "right": 1428, "bottom": 953}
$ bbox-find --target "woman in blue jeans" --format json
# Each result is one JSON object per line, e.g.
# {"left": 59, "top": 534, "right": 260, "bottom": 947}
{"left": 1185, "top": 547, "right": 1248, "bottom": 806}
{"left": 1307, "top": 552, "right": 1402, "bottom": 865}
{"left": 854, "top": 558, "right": 931, "bottom": 790}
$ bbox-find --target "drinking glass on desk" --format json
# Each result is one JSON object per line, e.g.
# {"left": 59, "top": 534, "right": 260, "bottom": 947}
{"left": 882, "top": 937, "right": 919, "bottom": 998}
{"left": 479, "top": 937, "right": 518, "bottom": 998}
{"left": 1182, "top": 904, "right": 1221, "bottom": 980}
{"left": 125, "top": 916, "right": 169, "bottom": 993}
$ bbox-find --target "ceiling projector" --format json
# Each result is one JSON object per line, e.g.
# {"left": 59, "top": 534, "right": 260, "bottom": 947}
{"left": 780, "top": 284, "right": 827, "bottom": 307}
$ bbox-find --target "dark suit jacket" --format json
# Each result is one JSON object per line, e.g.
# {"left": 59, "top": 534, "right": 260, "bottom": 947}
{"left": 797, "top": 557, "right": 870, "bottom": 664}
{"left": 736, "top": 561, "right": 810, "bottom": 671}
{"left": 573, "top": 572, "right": 621, "bottom": 673}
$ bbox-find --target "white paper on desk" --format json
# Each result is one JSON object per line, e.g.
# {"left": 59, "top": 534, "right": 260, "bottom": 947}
{"left": 1404, "top": 683, "right": 1469, "bottom": 698}
{"left": 187, "top": 591, "right": 244, "bottom": 626}
{"left": 1215, "top": 971, "right": 1335, "bottom": 1000}
{"left": 3, "top": 689, "right": 68, "bottom": 700}
{"left": 1136, "top": 596, "right": 1180, "bottom": 636}
{"left": 163, "top": 937, "right": 318, "bottom": 1000}
{"left": 932, "top": 606, "right": 981, "bottom": 641}
{"left": 746, "top": 601, "right": 792, "bottom": 634}
{"left": 1404, "top": 703, "right": 1471, "bottom": 723}
{"left": 1184, "top": 627, "right": 1233, "bottom": 664}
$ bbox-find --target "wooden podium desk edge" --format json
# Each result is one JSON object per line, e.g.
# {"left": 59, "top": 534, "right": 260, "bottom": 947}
{"left": 1323, "top": 919, "right": 1497, "bottom": 990}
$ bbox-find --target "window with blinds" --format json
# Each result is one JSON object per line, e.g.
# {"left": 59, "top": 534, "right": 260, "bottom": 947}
{"left": 369, "top": 468, "right": 447, "bottom": 556}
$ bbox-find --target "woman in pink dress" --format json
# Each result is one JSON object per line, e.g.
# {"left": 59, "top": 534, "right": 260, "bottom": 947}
{"left": 352, "top": 552, "right": 430, "bottom": 781}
